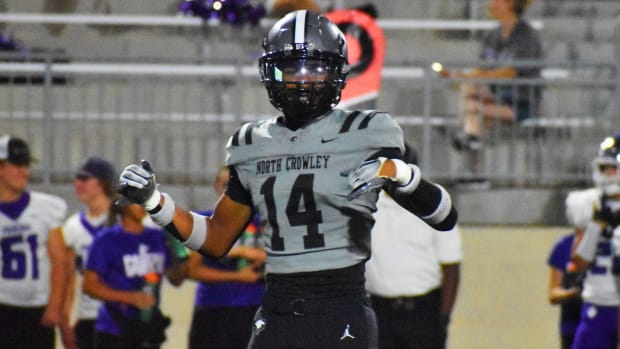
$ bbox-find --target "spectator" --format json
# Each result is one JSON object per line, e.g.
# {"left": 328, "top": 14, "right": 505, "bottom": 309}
{"left": 55, "top": 156, "right": 117, "bottom": 349}
{"left": 441, "top": 0, "right": 542, "bottom": 179}
{"left": 569, "top": 134, "right": 620, "bottom": 349}
{"left": 546, "top": 190, "right": 587, "bottom": 349}
{"left": 0, "top": 135, "right": 68, "bottom": 349}
{"left": 83, "top": 200, "right": 187, "bottom": 349}
{"left": 117, "top": 10, "right": 457, "bottom": 349}
{"left": 365, "top": 143, "right": 462, "bottom": 349}
{"left": 187, "top": 166, "right": 266, "bottom": 349}
{"left": 266, "top": 0, "right": 329, "bottom": 17}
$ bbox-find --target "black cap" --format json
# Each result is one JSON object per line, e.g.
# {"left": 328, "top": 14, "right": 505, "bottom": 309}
{"left": 0, "top": 135, "right": 34, "bottom": 165}
{"left": 75, "top": 156, "right": 116, "bottom": 186}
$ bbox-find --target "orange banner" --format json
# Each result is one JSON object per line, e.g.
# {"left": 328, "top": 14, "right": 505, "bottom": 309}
{"left": 326, "top": 9, "right": 385, "bottom": 108}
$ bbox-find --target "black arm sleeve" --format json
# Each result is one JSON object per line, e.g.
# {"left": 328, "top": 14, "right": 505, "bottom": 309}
{"left": 367, "top": 147, "right": 458, "bottom": 231}
{"left": 388, "top": 180, "right": 458, "bottom": 231}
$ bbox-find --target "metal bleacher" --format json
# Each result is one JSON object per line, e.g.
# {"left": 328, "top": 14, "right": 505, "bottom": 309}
{"left": 0, "top": 1, "right": 618, "bottom": 214}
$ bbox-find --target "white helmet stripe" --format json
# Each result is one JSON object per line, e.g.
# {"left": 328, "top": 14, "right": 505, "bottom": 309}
{"left": 294, "top": 10, "right": 307, "bottom": 44}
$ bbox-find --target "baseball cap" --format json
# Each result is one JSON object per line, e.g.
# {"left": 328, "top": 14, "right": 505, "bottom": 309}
{"left": 0, "top": 135, "right": 34, "bottom": 165}
{"left": 75, "top": 156, "right": 116, "bottom": 186}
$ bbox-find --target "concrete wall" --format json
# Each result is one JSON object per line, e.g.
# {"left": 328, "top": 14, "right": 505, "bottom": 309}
{"left": 452, "top": 187, "right": 570, "bottom": 225}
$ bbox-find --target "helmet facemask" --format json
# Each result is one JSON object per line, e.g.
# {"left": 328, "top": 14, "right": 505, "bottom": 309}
{"left": 260, "top": 53, "right": 347, "bottom": 123}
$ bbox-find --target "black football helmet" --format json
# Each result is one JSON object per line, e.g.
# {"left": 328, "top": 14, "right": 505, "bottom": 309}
{"left": 592, "top": 134, "right": 620, "bottom": 195}
{"left": 259, "top": 10, "right": 349, "bottom": 123}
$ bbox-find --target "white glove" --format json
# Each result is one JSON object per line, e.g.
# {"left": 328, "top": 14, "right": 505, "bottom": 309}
{"left": 347, "top": 157, "right": 420, "bottom": 200}
{"left": 117, "top": 160, "right": 161, "bottom": 211}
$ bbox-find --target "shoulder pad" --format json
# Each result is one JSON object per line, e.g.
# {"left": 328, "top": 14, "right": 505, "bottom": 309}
{"left": 565, "top": 188, "right": 600, "bottom": 228}
{"left": 226, "top": 122, "right": 256, "bottom": 148}
{"left": 335, "top": 110, "right": 391, "bottom": 134}
{"left": 336, "top": 110, "right": 404, "bottom": 153}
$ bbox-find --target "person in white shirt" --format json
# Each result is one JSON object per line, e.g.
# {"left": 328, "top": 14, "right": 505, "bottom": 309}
{"left": 570, "top": 134, "right": 620, "bottom": 349}
{"left": 365, "top": 143, "right": 462, "bottom": 349}
{"left": 0, "top": 135, "right": 68, "bottom": 349}
{"left": 56, "top": 156, "right": 117, "bottom": 349}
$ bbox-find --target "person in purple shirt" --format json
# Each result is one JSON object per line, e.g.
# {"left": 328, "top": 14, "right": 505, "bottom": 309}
{"left": 83, "top": 201, "right": 186, "bottom": 349}
{"left": 187, "top": 166, "right": 266, "bottom": 349}
{"left": 547, "top": 231, "right": 584, "bottom": 349}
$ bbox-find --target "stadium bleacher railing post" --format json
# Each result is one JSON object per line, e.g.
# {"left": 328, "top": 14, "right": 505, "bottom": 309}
{"left": 420, "top": 64, "right": 433, "bottom": 171}
{"left": 614, "top": 15, "right": 620, "bottom": 125}
{"left": 42, "top": 53, "right": 53, "bottom": 187}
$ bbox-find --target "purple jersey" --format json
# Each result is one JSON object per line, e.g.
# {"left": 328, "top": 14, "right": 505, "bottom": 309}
{"left": 86, "top": 224, "right": 171, "bottom": 336}
{"left": 572, "top": 304, "right": 618, "bottom": 349}
{"left": 547, "top": 233, "right": 583, "bottom": 336}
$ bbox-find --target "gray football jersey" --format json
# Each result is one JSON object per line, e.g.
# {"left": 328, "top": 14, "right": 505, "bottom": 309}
{"left": 226, "top": 109, "right": 404, "bottom": 274}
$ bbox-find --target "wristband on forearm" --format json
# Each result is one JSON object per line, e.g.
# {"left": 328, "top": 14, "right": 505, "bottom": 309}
{"left": 394, "top": 163, "right": 421, "bottom": 194}
{"left": 148, "top": 193, "right": 175, "bottom": 226}
{"left": 183, "top": 212, "right": 208, "bottom": 250}
{"left": 148, "top": 194, "right": 207, "bottom": 250}
{"left": 422, "top": 184, "right": 453, "bottom": 224}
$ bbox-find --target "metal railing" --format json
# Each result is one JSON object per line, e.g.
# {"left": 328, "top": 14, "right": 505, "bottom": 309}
{"left": 0, "top": 56, "right": 615, "bottom": 188}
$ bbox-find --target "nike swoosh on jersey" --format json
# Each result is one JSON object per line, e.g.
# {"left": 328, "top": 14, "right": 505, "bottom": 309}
{"left": 321, "top": 137, "right": 338, "bottom": 143}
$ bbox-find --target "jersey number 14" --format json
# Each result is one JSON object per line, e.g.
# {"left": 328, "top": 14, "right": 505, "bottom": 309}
{"left": 260, "top": 174, "right": 326, "bottom": 251}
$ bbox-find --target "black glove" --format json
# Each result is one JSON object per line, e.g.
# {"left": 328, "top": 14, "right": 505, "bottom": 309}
{"left": 563, "top": 270, "right": 585, "bottom": 289}
{"left": 117, "top": 160, "right": 161, "bottom": 211}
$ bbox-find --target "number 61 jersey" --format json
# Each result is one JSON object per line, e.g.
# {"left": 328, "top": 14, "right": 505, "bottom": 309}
{"left": 0, "top": 191, "right": 67, "bottom": 306}
{"left": 226, "top": 109, "right": 404, "bottom": 274}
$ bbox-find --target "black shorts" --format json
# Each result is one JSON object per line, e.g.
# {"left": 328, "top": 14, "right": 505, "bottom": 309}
{"left": 370, "top": 288, "right": 444, "bottom": 349}
{"left": 75, "top": 318, "right": 96, "bottom": 349}
{"left": 188, "top": 305, "right": 259, "bottom": 349}
{"left": 0, "top": 303, "right": 55, "bottom": 349}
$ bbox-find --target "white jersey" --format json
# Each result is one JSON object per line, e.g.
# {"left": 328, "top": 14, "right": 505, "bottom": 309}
{"left": 0, "top": 191, "right": 67, "bottom": 307}
{"left": 582, "top": 232, "right": 620, "bottom": 306}
{"left": 365, "top": 191, "right": 463, "bottom": 297}
{"left": 569, "top": 187, "right": 620, "bottom": 306}
{"left": 62, "top": 211, "right": 107, "bottom": 319}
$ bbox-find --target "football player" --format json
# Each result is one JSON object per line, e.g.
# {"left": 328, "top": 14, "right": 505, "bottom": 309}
{"left": 0, "top": 135, "right": 68, "bottom": 349}
{"left": 570, "top": 134, "right": 620, "bottom": 349}
{"left": 118, "top": 10, "right": 457, "bottom": 349}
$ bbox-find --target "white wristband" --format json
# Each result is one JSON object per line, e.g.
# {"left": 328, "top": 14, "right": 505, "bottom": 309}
{"left": 183, "top": 212, "right": 208, "bottom": 250}
{"left": 422, "top": 184, "right": 452, "bottom": 224}
{"left": 149, "top": 193, "right": 175, "bottom": 226}
{"left": 395, "top": 164, "right": 422, "bottom": 194}
{"left": 392, "top": 158, "right": 413, "bottom": 185}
